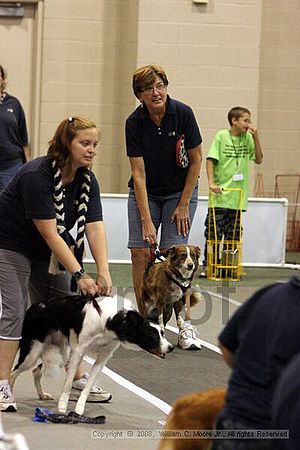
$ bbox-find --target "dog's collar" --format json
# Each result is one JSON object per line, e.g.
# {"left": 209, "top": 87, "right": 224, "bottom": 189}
{"left": 92, "top": 298, "right": 102, "bottom": 316}
{"left": 166, "top": 272, "right": 192, "bottom": 293}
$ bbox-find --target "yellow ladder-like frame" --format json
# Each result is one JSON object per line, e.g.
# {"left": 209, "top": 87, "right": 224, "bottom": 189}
{"left": 207, "top": 188, "right": 243, "bottom": 281}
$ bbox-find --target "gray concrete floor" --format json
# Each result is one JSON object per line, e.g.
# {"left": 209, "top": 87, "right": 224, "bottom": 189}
{"left": 2, "top": 257, "right": 299, "bottom": 450}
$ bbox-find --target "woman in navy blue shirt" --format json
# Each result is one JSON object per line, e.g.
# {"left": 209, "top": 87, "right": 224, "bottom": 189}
{"left": 126, "top": 64, "right": 203, "bottom": 350}
{"left": 0, "top": 64, "right": 31, "bottom": 190}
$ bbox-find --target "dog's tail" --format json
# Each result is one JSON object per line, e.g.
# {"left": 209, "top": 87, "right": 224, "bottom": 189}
{"left": 190, "top": 291, "right": 204, "bottom": 307}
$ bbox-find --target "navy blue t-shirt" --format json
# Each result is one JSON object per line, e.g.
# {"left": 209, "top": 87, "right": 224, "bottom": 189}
{"left": 272, "top": 352, "right": 300, "bottom": 449}
{"left": 0, "top": 156, "right": 103, "bottom": 260}
{"left": 125, "top": 96, "right": 202, "bottom": 195}
{"left": 0, "top": 93, "right": 28, "bottom": 168}
{"left": 219, "top": 277, "right": 300, "bottom": 428}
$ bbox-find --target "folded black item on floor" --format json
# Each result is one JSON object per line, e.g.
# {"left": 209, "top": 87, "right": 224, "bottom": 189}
{"left": 33, "top": 407, "right": 106, "bottom": 424}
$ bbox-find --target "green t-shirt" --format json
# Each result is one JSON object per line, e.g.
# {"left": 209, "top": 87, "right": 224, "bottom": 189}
{"left": 207, "top": 129, "right": 255, "bottom": 211}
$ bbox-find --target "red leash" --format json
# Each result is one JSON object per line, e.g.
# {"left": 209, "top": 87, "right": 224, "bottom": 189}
{"left": 147, "top": 242, "right": 165, "bottom": 262}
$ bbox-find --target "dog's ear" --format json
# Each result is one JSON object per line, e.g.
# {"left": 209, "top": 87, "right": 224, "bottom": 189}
{"left": 190, "top": 245, "right": 201, "bottom": 262}
{"left": 195, "top": 245, "right": 201, "bottom": 259}
{"left": 147, "top": 307, "right": 159, "bottom": 324}
{"left": 165, "top": 245, "right": 177, "bottom": 257}
{"left": 125, "top": 310, "right": 144, "bottom": 328}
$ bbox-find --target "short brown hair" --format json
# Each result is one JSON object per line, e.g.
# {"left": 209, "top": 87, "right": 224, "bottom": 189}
{"left": 47, "top": 116, "right": 99, "bottom": 171}
{"left": 227, "top": 107, "right": 251, "bottom": 126}
{"left": 0, "top": 64, "right": 7, "bottom": 92}
{"left": 132, "top": 64, "right": 169, "bottom": 98}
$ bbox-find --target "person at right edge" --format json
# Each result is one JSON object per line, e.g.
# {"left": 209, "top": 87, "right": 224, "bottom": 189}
{"left": 200, "top": 106, "right": 263, "bottom": 277}
{"left": 211, "top": 276, "right": 300, "bottom": 450}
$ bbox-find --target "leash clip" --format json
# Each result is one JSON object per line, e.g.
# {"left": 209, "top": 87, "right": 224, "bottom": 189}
{"left": 153, "top": 243, "right": 161, "bottom": 256}
{"left": 152, "top": 243, "right": 166, "bottom": 262}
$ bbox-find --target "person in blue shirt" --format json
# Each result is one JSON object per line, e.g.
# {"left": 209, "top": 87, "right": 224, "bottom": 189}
{"left": 0, "top": 64, "right": 31, "bottom": 190}
{"left": 125, "top": 64, "right": 203, "bottom": 350}
{"left": 212, "top": 277, "right": 300, "bottom": 450}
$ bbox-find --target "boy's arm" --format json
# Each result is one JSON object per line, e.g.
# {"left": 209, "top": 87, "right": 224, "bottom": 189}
{"left": 207, "top": 158, "right": 221, "bottom": 193}
{"left": 248, "top": 125, "right": 263, "bottom": 164}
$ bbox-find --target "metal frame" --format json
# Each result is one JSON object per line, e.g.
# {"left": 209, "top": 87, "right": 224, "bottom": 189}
{"left": 207, "top": 188, "right": 243, "bottom": 281}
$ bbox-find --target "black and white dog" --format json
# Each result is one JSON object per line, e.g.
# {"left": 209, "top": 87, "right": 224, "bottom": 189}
{"left": 11, "top": 294, "right": 173, "bottom": 415}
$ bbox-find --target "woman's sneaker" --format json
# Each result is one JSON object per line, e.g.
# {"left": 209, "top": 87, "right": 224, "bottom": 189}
{"left": 0, "top": 383, "right": 17, "bottom": 412}
{"left": 70, "top": 373, "right": 112, "bottom": 403}
{"left": 178, "top": 325, "right": 202, "bottom": 350}
{"left": 199, "top": 266, "right": 207, "bottom": 278}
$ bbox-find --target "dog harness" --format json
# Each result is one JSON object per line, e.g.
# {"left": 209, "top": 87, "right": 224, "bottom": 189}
{"left": 166, "top": 271, "right": 192, "bottom": 293}
{"left": 34, "top": 407, "right": 106, "bottom": 424}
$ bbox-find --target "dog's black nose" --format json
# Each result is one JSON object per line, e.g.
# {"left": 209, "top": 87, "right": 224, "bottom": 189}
{"left": 187, "top": 263, "right": 194, "bottom": 270}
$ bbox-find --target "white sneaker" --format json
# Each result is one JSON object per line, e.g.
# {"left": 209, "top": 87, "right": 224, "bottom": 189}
{"left": 178, "top": 325, "right": 202, "bottom": 350}
{"left": 199, "top": 267, "right": 207, "bottom": 278}
{"left": 0, "top": 383, "right": 17, "bottom": 412}
{"left": 70, "top": 373, "right": 112, "bottom": 403}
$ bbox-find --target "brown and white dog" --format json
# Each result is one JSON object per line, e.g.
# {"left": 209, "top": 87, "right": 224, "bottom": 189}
{"left": 140, "top": 245, "right": 202, "bottom": 334}
{"left": 158, "top": 388, "right": 226, "bottom": 450}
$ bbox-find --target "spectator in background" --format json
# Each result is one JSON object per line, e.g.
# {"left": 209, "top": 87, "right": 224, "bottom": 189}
{"left": 0, "top": 64, "right": 31, "bottom": 191}
{"left": 200, "top": 106, "right": 263, "bottom": 277}
{"left": 125, "top": 64, "right": 203, "bottom": 350}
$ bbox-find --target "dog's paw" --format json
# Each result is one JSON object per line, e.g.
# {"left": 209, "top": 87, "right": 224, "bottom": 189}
{"left": 75, "top": 403, "right": 85, "bottom": 416}
{"left": 74, "top": 394, "right": 87, "bottom": 416}
{"left": 58, "top": 403, "right": 67, "bottom": 414}
{"left": 39, "top": 392, "right": 54, "bottom": 401}
{"left": 58, "top": 394, "right": 69, "bottom": 414}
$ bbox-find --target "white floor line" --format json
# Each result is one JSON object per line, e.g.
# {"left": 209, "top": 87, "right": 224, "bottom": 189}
{"left": 201, "top": 287, "right": 243, "bottom": 307}
{"left": 83, "top": 355, "right": 172, "bottom": 416}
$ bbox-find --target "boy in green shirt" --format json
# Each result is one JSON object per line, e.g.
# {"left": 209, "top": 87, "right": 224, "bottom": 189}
{"left": 200, "top": 106, "right": 263, "bottom": 276}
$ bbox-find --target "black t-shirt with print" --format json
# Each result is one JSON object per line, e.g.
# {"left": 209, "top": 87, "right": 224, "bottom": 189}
{"left": 125, "top": 96, "right": 202, "bottom": 195}
{"left": 0, "top": 156, "right": 103, "bottom": 260}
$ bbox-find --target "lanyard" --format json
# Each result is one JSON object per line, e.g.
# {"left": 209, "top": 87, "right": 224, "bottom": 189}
{"left": 229, "top": 132, "right": 243, "bottom": 169}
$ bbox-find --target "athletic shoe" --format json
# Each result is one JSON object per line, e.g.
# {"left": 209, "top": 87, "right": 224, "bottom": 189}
{"left": 199, "top": 267, "right": 207, "bottom": 278}
{"left": 0, "top": 383, "right": 17, "bottom": 412}
{"left": 177, "top": 325, "right": 202, "bottom": 350}
{"left": 70, "top": 373, "right": 112, "bottom": 403}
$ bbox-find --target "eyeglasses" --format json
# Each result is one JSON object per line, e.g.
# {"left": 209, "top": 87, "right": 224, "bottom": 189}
{"left": 142, "top": 82, "right": 166, "bottom": 94}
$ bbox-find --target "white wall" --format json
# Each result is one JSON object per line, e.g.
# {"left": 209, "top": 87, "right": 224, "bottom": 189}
{"left": 80, "top": 195, "right": 287, "bottom": 266}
